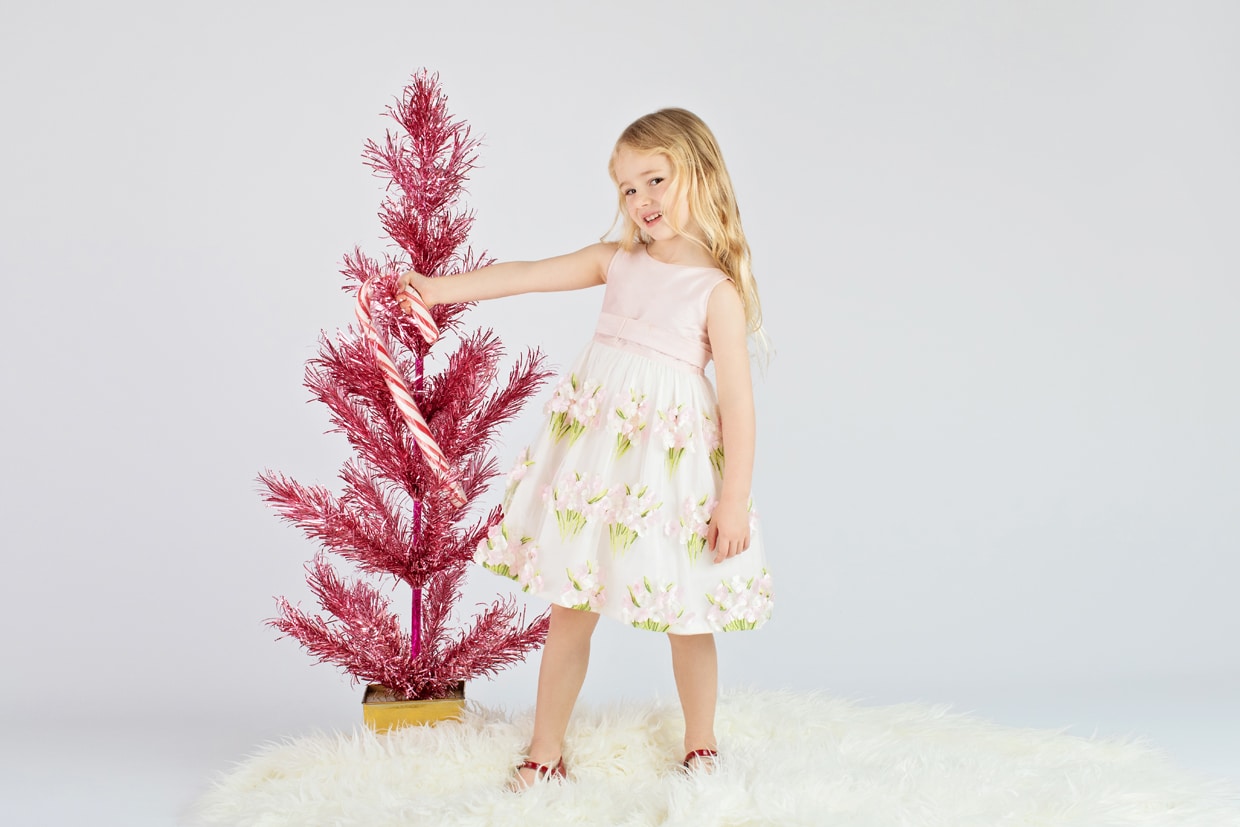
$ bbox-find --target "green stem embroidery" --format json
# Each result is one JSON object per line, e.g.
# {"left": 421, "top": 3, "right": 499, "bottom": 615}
{"left": 666, "top": 446, "right": 686, "bottom": 476}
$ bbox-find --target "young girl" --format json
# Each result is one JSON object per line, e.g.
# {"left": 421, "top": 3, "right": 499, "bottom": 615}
{"left": 397, "top": 107, "right": 773, "bottom": 790}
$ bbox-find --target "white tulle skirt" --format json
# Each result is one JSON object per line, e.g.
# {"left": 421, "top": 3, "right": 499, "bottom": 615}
{"left": 473, "top": 340, "right": 773, "bottom": 634}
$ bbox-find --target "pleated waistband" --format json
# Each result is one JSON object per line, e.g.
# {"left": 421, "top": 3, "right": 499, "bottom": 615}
{"left": 592, "top": 312, "right": 711, "bottom": 374}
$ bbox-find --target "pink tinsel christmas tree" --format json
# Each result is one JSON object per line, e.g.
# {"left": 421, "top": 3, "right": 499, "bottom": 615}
{"left": 258, "top": 71, "right": 552, "bottom": 701}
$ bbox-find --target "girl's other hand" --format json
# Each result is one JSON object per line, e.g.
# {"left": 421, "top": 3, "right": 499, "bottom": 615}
{"left": 706, "top": 498, "right": 751, "bottom": 564}
{"left": 396, "top": 269, "right": 433, "bottom": 313}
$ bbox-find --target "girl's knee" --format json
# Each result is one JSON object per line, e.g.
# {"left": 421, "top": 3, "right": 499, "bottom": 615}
{"left": 668, "top": 631, "right": 715, "bottom": 650}
{"left": 549, "top": 604, "right": 601, "bottom": 637}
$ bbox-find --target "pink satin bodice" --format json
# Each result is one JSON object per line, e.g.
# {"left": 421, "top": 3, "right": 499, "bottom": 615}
{"left": 592, "top": 246, "right": 728, "bottom": 373}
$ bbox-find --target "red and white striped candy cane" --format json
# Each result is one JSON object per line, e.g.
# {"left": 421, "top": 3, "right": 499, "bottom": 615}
{"left": 356, "top": 277, "right": 466, "bottom": 506}
{"left": 397, "top": 283, "right": 440, "bottom": 345}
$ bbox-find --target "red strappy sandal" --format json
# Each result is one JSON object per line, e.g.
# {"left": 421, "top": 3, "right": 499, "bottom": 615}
{"left": 682, "top": 748, "right": 719, "bottom": 772}
{"left": 509, "top": 757, "right": 567, "bottom": 790}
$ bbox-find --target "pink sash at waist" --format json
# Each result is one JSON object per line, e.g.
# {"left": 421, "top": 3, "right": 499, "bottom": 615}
{"left": 592, "top": 312, "right": 712, "bottom": 373}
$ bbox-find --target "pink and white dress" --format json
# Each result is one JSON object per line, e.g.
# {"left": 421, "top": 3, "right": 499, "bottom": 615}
{"left": 473, "top": 245, "right": 774, "bottom": 634}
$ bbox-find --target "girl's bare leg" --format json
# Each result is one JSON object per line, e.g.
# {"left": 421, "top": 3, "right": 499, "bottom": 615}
{"left": 512, "top": 604, "right": 600, "bottom": 789}
{"left": 669, "top": 632, "right": 719, "bottom": 758}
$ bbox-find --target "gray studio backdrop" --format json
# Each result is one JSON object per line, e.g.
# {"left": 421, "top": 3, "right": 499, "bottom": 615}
{"left": 1, "top": 1, "right": 1236, "bottom": 735}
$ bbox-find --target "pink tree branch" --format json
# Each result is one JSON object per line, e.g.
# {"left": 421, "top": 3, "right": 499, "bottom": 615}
{"left": 271, "top": 556, "right": 409, "bottom": 690}
{"left": 436, "top": 598, "right": 551, "bottom": 680}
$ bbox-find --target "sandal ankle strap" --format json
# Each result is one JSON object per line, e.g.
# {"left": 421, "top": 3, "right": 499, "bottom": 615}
{"left": 682, "top": 748, "right": 719, "bottom": 768}
{"left": 517, "top": 757, "right": 566, "bottom": 779}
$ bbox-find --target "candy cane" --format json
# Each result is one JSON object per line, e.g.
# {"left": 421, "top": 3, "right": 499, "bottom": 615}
{"left": 398, "top": 284, "right": 440, "bottom": 345}
{"left": 356, "top": 277, "right": 466, "bottom": 506}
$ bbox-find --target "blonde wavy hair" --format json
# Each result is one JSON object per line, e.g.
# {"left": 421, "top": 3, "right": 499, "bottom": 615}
{"left": 605, "top": 108, "right": 767, "bottom": 347}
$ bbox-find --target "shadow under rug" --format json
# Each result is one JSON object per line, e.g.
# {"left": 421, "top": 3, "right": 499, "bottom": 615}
{"left": 187, "top": 689, "right": 1240, "bottom": 826}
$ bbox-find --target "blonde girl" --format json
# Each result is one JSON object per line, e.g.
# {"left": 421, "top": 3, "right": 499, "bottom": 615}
{"left": 398, "top": 107, "right": 774, "bottom": 790}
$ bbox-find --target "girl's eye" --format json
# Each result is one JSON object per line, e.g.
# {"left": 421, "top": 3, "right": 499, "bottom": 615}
{"left": 650, "top": 177, "right": 663, "bottom": 186}
{"left": 623, "top": 188, "right": 636, "bottom": 196}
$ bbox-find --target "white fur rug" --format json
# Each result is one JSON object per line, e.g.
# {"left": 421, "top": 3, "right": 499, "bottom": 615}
{"left": 187, "top": 690, "right": 1240, "bottom": 826}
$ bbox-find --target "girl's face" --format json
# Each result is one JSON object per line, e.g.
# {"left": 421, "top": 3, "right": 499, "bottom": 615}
{"left": 612, "top": 146, "right": 699, "bottom": 242}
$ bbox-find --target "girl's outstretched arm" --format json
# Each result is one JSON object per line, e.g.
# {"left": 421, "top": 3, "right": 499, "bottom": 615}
{"left": 704, "top": 279, "right": 756, "bottom": 564}
{"left": 396, "top": 242, "right": 616, "bottom": 311}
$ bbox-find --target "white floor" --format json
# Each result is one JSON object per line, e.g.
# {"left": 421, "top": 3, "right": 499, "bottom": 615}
{"left": 3, "top": 684, "right": 1237, "bottom": 827}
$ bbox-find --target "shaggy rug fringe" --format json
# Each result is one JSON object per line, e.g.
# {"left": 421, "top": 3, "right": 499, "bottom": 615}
{"left": 186, "top": 689, "right": 1240, "bottom": 826}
